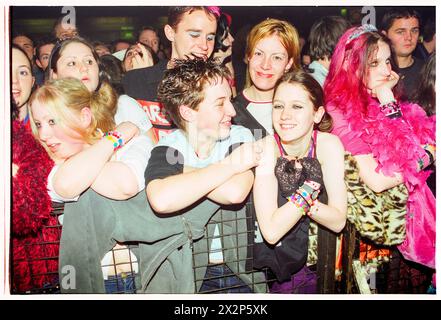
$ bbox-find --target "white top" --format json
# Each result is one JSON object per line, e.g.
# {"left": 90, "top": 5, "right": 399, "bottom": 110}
{"left": 115, "top": 94, "right": 153, "bottom": 134}
{"left": 156, "top": 125, "right": 254, "bottom": 167}
{"left": 111, "top": 134, "right": 153, "bottom": 192}
{"left": 309, "top": 60, "right": 328, "bottom": 88}
{"left": 244, "top": 99, "right": 274, "bottom": 135}
{"left": 47, "top": 165, "right": 80, "bottom": 203}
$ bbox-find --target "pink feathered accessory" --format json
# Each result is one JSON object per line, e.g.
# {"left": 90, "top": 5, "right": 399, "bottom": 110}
{"left": 333, "top": 99, "right": 436, "bottom": 268}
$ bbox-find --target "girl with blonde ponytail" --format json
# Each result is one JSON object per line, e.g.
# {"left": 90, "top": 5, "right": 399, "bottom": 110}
{"left": 29, "top": 77, "right": 153, "bottom": 201}
{"left": 29, "top": 78, "right": 154, "bottom": 294}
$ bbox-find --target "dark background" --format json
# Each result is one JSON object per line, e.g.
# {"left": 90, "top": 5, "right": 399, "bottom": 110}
{"left": 11, "top": 6, "right": 435, "bottom": 44}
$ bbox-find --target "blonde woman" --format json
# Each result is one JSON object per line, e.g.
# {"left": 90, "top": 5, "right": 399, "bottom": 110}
{"left": 29, "top": 78, "right": 154, "bottom": 293}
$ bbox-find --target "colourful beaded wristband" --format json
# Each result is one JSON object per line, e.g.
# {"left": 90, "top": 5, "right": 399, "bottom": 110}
{"left": 104, "top": 131, "right": 124, "bottom": 151}
{"left": 287, "top": 180, "right": 321, "bottom": 216}
{"left": 380, "top": 101, "right": 402, "bottom": 119}
{"left": 287, "top": 193, "right": 310, "bottom": 215}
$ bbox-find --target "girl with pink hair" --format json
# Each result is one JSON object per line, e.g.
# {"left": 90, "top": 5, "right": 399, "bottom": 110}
{"left": 324, "top": 25, "right": 435, "bottom": 275}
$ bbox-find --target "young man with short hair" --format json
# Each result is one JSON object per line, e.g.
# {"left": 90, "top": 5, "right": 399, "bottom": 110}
{"left": 34, "top": 36, "right": 56, "bottom": 86}
{"left": 137, "top": 26, "right": 160, "bottom": 54}
{"left": 12, "top": 33, "right": 35, "bottom": 61}
{"left": 145, "top": 58, "right": 265, "bottom": 293}
{"left": 122, "top": 6, "right": 219, "bottom": 140}
{"left": 307, "top": 15, "right": 350, "bottom": 87}
{"left": 35, "top": 37, "right": 55, "bottom": 71}
{"left": 381, "top": 9, "right": 424, "bottom": 99}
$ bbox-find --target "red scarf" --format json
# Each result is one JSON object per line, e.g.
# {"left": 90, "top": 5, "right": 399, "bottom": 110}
{"left": 12, "top": 120, "right": 61, "bottom": 292}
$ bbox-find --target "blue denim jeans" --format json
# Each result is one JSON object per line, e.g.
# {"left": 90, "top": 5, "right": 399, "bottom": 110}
{"left": 104, "top": 272, "right": 136, "bottom": 294}
{"left": 199, "top": 264, "right": 253, "bottom": 293}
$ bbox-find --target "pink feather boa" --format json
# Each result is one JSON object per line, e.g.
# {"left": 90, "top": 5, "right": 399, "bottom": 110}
{"left": 333, "top": 99, "right": 436, "bottom": 268}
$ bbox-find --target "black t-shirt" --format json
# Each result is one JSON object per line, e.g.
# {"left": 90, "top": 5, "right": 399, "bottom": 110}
{"left": 145, "top": 146, "right": 184, "bottom": 186}
{"left": 145, "top": 140, "right": 242, "bottom": 187}
{"left": 122, "top": 60, "right": 175, "bottom": 139}
{"left": 122, "top": 59, "right": 167, "bottom": 101}
{"left": 398, "top": 57, "right": 424, "bottom": 100}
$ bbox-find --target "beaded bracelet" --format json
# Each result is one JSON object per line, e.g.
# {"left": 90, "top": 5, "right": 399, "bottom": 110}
{"left": 287, "top": 193, "right": 310, "bottom": 215}
{"left": 380, "top": 101, "right": 402, "bottom": 119}
{"left": 104, "top": 131, "right": 124, "bottom": 151}
{"left": 287, "top": 180, "right": 321, "bottom": 215}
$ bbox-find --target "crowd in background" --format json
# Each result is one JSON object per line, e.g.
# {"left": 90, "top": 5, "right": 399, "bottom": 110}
{"left": 11, "top": 6, "right": 436, "bottom": 294}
